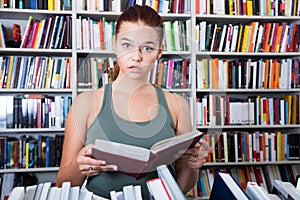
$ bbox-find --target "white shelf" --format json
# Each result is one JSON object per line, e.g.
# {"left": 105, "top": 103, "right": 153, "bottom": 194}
{"left": 195, "top": 52, "right": 300, "bottom": 57}
{"left": 0, "top": 128, "right": 65, "bottom": 133}
{"left": 0, "top": 167, "right": 59, "bottom": 173}
{"left": 197, "top": 125, "right": 300, "bottom": 129}
{"left": 204, "top": 161, "right": 300, "bottom": 167}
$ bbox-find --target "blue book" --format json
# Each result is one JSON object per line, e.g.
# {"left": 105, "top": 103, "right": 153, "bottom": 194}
{"left": 6, "top": 140, "right": 10, "bottom": 168}
{"left": 268, "top": 98, "right": 274, "bottom": 125}
{"left": 63, "top": 0, "right": 71, "bottom": 10}
{"left": 209, "top": 172, "right": 250, "bottom": 200}
{"left": 9, "top": 56, "right": 18, "bottom": 88}
{"left": 53, "top": 15, "right": 65, "bottom": 49}
{"left": 30, "top": 0, "right": 37, "bottom": 9}
{"left": 45, "top": 137, "right": 50, "bottom": 167}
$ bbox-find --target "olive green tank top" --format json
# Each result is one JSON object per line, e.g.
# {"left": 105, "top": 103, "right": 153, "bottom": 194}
{"left": 85, "top": 83, "right": 176, "bottom": 199}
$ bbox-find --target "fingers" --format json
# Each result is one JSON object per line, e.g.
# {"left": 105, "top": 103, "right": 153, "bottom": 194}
{"left": 77, "top": 145, "right": 118, "bottom": 177}
{"left": 81, "top": 164, "right": 118, "bottom": 177}
{"left": 180, "top": 140, "right": 210, "bottom": 170}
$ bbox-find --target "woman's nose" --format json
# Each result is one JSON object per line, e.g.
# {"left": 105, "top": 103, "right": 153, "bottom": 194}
{"left": 131, "top": 48, "right": 142, "bottom": 62}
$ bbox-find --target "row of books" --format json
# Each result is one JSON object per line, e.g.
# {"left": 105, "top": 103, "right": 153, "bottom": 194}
{"left": 77, "top": 57, "right": 116, "bottom": 89}
{"left": 196, "top": 0, "right": 300, "bottom": 16}
{"left": 126, "top": 0, "right": 191, "bottom": 14}
{"left": 20, "top": 15, "right": 72, "bottom": 49}
{"left": 0, "top": 134, "right": 64, "bottom": 169}
{"left": 76, "top": 16, "right": 114, "bottom": 51}
{"left": 0, "top": 95, "right": 71, "bottom": 129}
{"left": 196, "top": 21, "right": 300, "bottom": 53}
{"left": 4, "top": 165, "right": 186, "bottom": 200}
{"left": 76, "top": 0, "right": 121, "bottom": 12}
{"left": 203, "top": 131, "right": 299, "bottom": 163}
{"left": 196, "top": 58, "right": 300, "bottom": 90}
{"left": 76, "top": 16, "right": 191, "bottom": 52}
{"left": 196, "top": 94, "right": 300, "bottom": 126}
{"left": 0, "top": 0, "right": 71, "bottom": 10}
{"left": 0, "top": 56, "right": 71, "bottom": 89}
{"left": 193, "top": 164, "right": 300, "bottom": 198}
{"left": 163, "top": 20, "right": 191, "bottom": 52}
{"left": 149, "top": 58, "right": 191, "bottom": 89}
{"left": 4, "top": 181, "right": 108, "bottom": 200}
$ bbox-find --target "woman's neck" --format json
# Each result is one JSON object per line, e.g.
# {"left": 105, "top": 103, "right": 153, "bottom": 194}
{"left": 112, "top": 76, "right": 151, "bottom": 94}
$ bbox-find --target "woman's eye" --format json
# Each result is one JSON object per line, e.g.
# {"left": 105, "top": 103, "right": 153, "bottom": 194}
{"left": 142, "top": 46, "right": 153, "bottom": 52}
{"left": 122, "top": 43, "right": 131, "bottom": 49}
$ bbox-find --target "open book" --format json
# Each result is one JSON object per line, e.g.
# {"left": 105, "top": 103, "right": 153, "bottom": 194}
{"left": 91, "top": 131, "right": 203, "bottom": 179}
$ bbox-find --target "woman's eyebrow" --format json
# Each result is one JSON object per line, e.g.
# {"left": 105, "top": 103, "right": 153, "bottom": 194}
{"left": 120, "top": 38, "right": 156, "bottom": 46}
{"left": 120, "top": 38, "right": 132, "bottom": 42}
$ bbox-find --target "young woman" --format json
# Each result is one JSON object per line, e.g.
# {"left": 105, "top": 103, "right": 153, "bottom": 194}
{"left": 56, "top": 5, "right": 208, "bottom": 199}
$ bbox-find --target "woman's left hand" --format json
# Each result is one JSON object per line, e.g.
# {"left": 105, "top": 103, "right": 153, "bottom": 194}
{"left": 180, "top": 140, "right": 210, "bottom": 169}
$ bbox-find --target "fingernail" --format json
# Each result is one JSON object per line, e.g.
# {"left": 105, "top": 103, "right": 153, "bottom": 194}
{"left": 112, "top": 166, "right": 118, "bottom": 171}
{"left": 101, "top": 161, "right": 106, "bottom": 165}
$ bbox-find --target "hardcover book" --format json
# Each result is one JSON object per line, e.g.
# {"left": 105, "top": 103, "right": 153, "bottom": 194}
{"left": 92, "top": 131, "right": 203, "bottom": 179}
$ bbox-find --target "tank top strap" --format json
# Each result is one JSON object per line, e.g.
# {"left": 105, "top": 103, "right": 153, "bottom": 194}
{"left": 153, "top": 84, "right": 173, "bottom": 121}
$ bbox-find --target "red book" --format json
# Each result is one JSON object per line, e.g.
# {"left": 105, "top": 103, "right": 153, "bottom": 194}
{"left": 181, "top": 59, "right": 188, "bottom": 88}
{"left": 92, "top": 131, "right": 203, "bottom": 179}
{"left": 196, "top": 0, "right": 200, "bottom": 14}
{"left": 288, "top": 23, "right": 298, "bottom": 52}
{"left": 26, "top": 21, "right": 40, "bottom": 48}
{"left": 173, "top": 0, "right": 178, "bottom": 13}
{"left": 253, "top": 167, "right": 264, "bottom": 186}
{"left": 270, "top": 23, "right": 279, "bottom": 52}
{"left": 261, "top": 23, "right": 271, "bottom": 52}
{"left": 218, "top": 133, "right": 223, "bottom": 162}
{"left": 274, "top": 97, "right": 279, "bottom": 125}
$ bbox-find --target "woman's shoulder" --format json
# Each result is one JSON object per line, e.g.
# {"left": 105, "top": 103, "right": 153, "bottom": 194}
{"left": 162, "top": 90, "right": 189, "bottom": 108}
{"left": 72, "top": 87, "right": 105, "bottom": 109}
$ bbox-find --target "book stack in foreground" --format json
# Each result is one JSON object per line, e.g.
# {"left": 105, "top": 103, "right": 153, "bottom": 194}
{"left": 7, "top": 165, "right": 186, "bottom": 200}
{"left": 209, "top": 171, "right": 300, "bottom": 200}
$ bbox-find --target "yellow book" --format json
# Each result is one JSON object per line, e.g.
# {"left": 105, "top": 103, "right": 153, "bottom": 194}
{"left": 33, "top": 20, "right": 45, "bottom": 49}
{"left": 236, "top": 24, "right": 244, "bottom": 52}
{"left": 281, "top": 95, "right": 292, "bottom": 124}
{"left": 241, "top": 25, "right": 250, "bottom": 52}
{"left": 203, "top": 59, "right": 209, "bottom": 89}
{"left": 153, "top": 0, "right": 159, "bottom": 11}
{"left": 5, "top": 56, "right": 14, "bottom": 89}
{"left": 25, "top": 142, "right": 29, "bottom": 169}
{"left": 202, "top": 170, "right": 211, "bottom": 196}
{"left": 277, "top": 131, "right": 282, "bottom": 161}
{"left": 247, "top": 22, "right": 257, "bottom": 52}
{"left": 246, "top": 0, "right": 253, "bottom": 15}
{"left": 48, "top": 0, "right": 54, "bottom": 10}
{"left": 45, "top": 57, "right": 53, "bottom": 89}
{"left": 291, "top": 94, "right": 297, "bottom": 124}
{"left": 228, "top": 0, "right": 233, "bottom": 15}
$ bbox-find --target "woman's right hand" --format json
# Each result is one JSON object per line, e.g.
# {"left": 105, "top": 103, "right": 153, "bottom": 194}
{"left": 76, "top": 144, "right": 118, "bottom": 177}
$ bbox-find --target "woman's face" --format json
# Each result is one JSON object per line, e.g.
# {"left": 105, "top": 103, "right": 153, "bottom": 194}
{"left": 114, "top": 21, "right": 163, "bottom": 81}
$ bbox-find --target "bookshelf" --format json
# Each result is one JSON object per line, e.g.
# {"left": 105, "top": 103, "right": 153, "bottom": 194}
{"left": 0, "top": 0, "right": 300, "bottom": 199}
{"left": 0, "top": 1, "right": 74, "bottom": 187}
{"left": 192, "top": 0, "right": 300, "bottom": 199}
